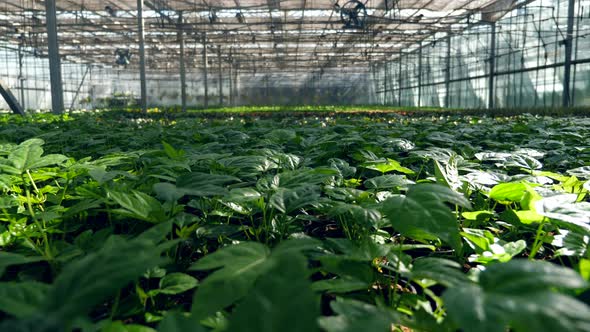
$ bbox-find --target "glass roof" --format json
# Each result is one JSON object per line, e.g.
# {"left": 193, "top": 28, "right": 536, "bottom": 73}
{"left": 0, "top": 0, "right": 519, "bottom": 73}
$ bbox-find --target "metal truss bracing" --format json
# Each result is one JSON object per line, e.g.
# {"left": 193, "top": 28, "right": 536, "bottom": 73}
{"left": 0, "top": 0, "right": 519, "bottom": 75}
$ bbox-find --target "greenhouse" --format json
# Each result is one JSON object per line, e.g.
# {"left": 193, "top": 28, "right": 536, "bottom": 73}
{"left": 1, "top": 0, "right": 589, "bottom": 111}
{"left": 0, "top": 1, "right": 590, "bottom": 332}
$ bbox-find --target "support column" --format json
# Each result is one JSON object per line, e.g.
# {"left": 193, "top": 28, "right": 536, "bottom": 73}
{"left": 45, "top": 0, "right": 64, "bottom": 113}
{"left": 235, "top": 65, "right": 240, "bottom": 106}
{"left": 398, "top": 52, "right": 403, "bottom": 107}
{"left": 229, "top": 49, "right": 233, "bottom": 107}
{"left": 202, "top": 34, "right": 208, "bottom": 108}
{"left": 488, "top": 22, "right": 496, "bottom": 109}
{"left": 562, "top": 0, "right": 575, "bottom": 107}
{"left": 384, "top": 62, "right": 388, "bottom": 105}
{"left": 445, "top": 34, "right": 451, "bottom": 108}
{"left": 18, "top": 42, "right": 25, "bottom": 110}
{"left": 417, "top": 42, "right": 422, "bottom": 108}
{"left": 177, "top": 12, "right": 187, "bottom": 112}
{"left": 265, "top": 74, "right": 269, "bottom": 100}
{"left": 137, "top": 0, "right": 147, "bottom": 112}
{"left": 217, "top": 45, "right": 222, "bottom": 106}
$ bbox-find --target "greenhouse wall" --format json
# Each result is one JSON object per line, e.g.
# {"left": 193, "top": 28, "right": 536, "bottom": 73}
{"left": 0, "top": 46, "right": 375, "bottom": 110}
{"left": 1, "top": 0, "right": 590, "bottom": 111}
{"left": 376, "top": 0, "right": 590, "bottom": 109}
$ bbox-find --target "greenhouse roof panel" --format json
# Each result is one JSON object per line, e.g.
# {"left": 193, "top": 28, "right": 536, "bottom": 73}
{"left": 0, "top": 0, "right": 519, "bottom": 72}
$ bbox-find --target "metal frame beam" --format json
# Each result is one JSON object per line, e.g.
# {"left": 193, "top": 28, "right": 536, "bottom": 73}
{"left": 562, "top": 0, "right": 575, "bottom": 107}
{"left": 218, "top": 45, "right": 223, "bottom": 106}
{"left": 488, "top": 22, "right": 496, "bottom": 109}
{"left": 45, "top": 0, "right": 64, "bottom": 114}
{"left": 202, "top": 34, "right": 209, "bottom": 108}
{"left": 445, "top": 34, "right": 451, "bottom": 108}
{"left": 417, "top": 42, "right": 422, "bottom": 108}
{"left": 18, "top": 42, "right": 25, "bottom": 111}
{"left": 383, "top": 62, "right": 388, "bottom": 105}
{"left": 0, "top": 79, "right": 25, "bottom": 115}
{"left": 178, "top": 12, "right": 187, "bottom": 112}
{"left": 69, "top": 65, "right": 90, "bottom": 110}
{"left": 137, "top": 0, "right": 148, "bottom": 112}
{"left": 229, "top": 48, "right": 234, "bottom": 106}
{"left": 398, "top": 52, "right": 403, "bottom": 107}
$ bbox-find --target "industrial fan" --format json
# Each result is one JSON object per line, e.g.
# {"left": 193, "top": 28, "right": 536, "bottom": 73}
{"left": 338, "top": 0, "right": 368, "bottom": 29}
{"left": 115, "top": 48, "right": 132, "bottom": 66}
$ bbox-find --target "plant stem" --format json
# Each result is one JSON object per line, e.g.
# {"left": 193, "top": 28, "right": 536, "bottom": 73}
{"left": 22, "top": 174, "right": 53, "bottom": 260}
{"left": 529, "top": 221, "right": 546, "bottom": 260}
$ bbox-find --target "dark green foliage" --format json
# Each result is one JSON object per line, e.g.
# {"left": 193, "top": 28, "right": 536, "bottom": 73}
{"left": 0, "top": 111, "right": 588, "bottom": 331}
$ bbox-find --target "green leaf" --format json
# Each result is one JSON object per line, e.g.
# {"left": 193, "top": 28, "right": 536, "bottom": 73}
{"left": 149, "top": 273, "right": 198, "bottom": 296}
{"left": 272, "top": 237, "right": 322, "bottom": 256}
{"left": 504, "top": 154, "right": 542, "bottom": 170}
{"left": 162, "top": 141, "right": 185, "bottom": 160}
{"left": 153, "top": 182, "right": 185, "bottom": 202}
{"left": 102, "top": 321, "right": 157, "bottom": 332}
{"left": 0, "top": 138, "right": 66, "bottom": 175}
{"left": 552, "top": 229, "right": 589, "bottom": 257}
{"left": 329, "top": 203, "right": 381, "bottom": 229}
{"left": 444, "top": 285, "right": 590, "bottom": 332}
{"left": 176, "top": 172, "right": 240, "bottom": 197}
{"left": 489, "top": 182, "right": 529, "bottom": 203}
{"left": 0, "top": 252, "right": 45, "bottom": 277}
{"left": 362, "top": 158, "right": 414, "bottom": 175}
{"left": 443, "top": 283, "right": 505, "bottom": 332}
{"left": 271, "top": 168, "right": 339, "bottom": 189}
{"left": 189, "top": 242, "right": 271, "bottom": 319}
{"left": 0, "top": 282, "right": 49, "bottom": 318}
{"left": 0, "top": 174, "right": 12, "bottom": 189}
{"left": 135, "top": 219, "right": 174, "bottom": 244}
{"left": 364, "top": 174, "right": 414, "bottom": 190}
{"left": 580, "top": 259, "right": 590, "bottom": 281}
{"left": 227, "top": 253, "right": 320, "bottom": 332}
{"left": 567, "top": 166, "right": 590, "bottom": 179}
{"left": 329, "top": 158, "right": 357, "bottom": 178}
{"left": 443, "top": 260, "right": 590, "bottom": 332}
{"left": 535, "top": 195, "right": 590, "bottom": 231}
{"left": 311, "top": 278, "right": 370, "bottom": 293}
{"left": 410, "top": 257, "right": 469, "bottom": 287}
{"left": 106, "top": 188, "right": 165, "bottom": 223}
{"left": 461, "top": 211, "right": 494, "bottom": 222}
{"left": 43, "top": 237, "right": 166, "bottom": 321}
{"left": 382, "top": 184, "right": 471, "bottom": 252}
{"left": 189, "top": 239, "right": 319, "bottom": 319}
{"left": 479, "top": 259, "right": 588, "bottom": 293}
{"left": 88, "top": 168, "right": 134, "bottom": 185}
{"left": 269, "top": 186, "right": 320, "bottom": 213}
{"left": 513, "top": 210, "right": 545, "bottom": 224}
{"left": 158, "top": 312, "right": 205, "bottom": 332}
{"left": 318, "top": 298, "right": 399, "bottom": 332}
{"left": 225, "top": 188, "right": 262, "bottom": 203}
{"left": 0, "top": 315, "right": 61, "bottom": 332}
{"left": 434, "top": 159, "right": 461, "bottom": 191}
